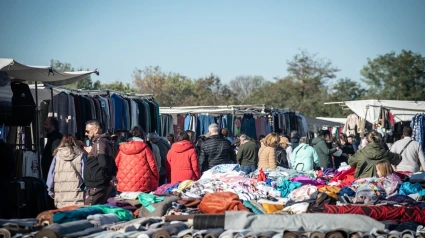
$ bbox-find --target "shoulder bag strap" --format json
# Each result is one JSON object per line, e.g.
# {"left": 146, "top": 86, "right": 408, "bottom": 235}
{"left": 68, "top": 160, "right": 84, "bottom": 182}
{"left": 400, "top": 140, "right": 413, "bottom": 155}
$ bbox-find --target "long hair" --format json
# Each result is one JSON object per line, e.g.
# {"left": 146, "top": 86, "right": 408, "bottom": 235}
{"left": 53, "top": 134, "right": 78, "bottom": 156}
{"left": 176, "top": 131, "right": 190, "bottom": 142}
{"left": 262, "top": 133, "right": 280, "bottom": 147}
{"left": 376, "top": 160, "right": 394, "bottom": 177}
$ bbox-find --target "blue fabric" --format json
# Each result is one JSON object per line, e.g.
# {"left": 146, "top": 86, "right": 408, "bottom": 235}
{"left": 266, "top": 178, "right": 273, "bottom": 186}
{"left": 241, "top": 114, "right": 257, "bottom": 140}
{"left": 241, "top": 165, "right": 257, "bottom": 174}
{"left": 398, "top": 182, "right": 425, "bottom": 196}
{"left": 197, "top": 115, "right": 216, "bottom": 136}
{"left": 411, "top": 114, "right": 425, "bottom": 154}
{"left": 184, "top": 114, "right": 192, "bottom": 131}
{"left": 111, "top": 94, "right": 124, "bottom": 130}
{"left": 275, "top": 180, "right": 302, "bottom": 198}
{"left": 53, "top": 207, "right": 104, "bottom": 224}
{"left": 222, "top": 114, "right": 233, "bottom": 136}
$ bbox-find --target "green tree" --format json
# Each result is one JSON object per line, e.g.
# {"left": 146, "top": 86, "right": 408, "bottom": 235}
{"left": 50, "top": 59, "right": 100, "bottom": 90}
{"left": 100, "top": 81, "right": 135, "bottom": 93}
{"left": 361, "top": 50, "right": 425, "bottom": 100}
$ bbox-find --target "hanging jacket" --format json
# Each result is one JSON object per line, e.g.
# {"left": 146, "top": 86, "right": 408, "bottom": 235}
{"left": 312, "top": 137, "right": 336, "bottom": 169}
{"left": 258, "top": 144, "right": 276, "bottom": 169}
{"left": 348, "top": 142, "right": 402, "bottom": 178}
{"left": 291, "top": 143, "right": 319, "bottom": 171}
{"left": 115, "top": 140, "right": 159, "bottom": 192}
{"left": 50, "top": 146, "right": 85, "bottom": 208}
{"left": 166, "top": 140, "right": 200, "bottom": 183}
{"left": 199, "top": 135, "right": 236, "bottom": 172}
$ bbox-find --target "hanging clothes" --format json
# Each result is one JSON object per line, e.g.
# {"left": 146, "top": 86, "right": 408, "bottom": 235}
{"left": 160, "top": 114, "right": 174, "bottom": 137}
{"left": 241, "top": 113, "right": 257, "bottom": 140}
{"left": 49, "top": 92, "right": 77, "bottom": 135}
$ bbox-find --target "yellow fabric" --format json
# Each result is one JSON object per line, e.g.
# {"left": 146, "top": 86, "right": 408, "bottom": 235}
{"left": 318, "top": 186, "right": 341, "bottom": 199}
{"left": 261, "top": 203, "right": 284, "bottom": 214}
{"left": 177, "top": 180, "right": 194, "bottom": 192}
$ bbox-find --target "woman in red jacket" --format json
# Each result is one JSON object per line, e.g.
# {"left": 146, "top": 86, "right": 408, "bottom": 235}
{"left": 115, "top": 126, "right": 159, "bottom": 192}
{"left": 166, "top": 131, "right": 201, "bottom": 183}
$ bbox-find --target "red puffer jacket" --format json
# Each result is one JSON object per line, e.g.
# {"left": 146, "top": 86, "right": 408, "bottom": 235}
{"left": 166, "top": 140, "right": 201, "bottom": 183}
{"left": 115, "top": 141, "right": 159, "bottom": 192}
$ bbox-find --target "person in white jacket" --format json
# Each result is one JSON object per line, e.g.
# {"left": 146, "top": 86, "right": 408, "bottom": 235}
{"left": 292, "top": 137, "right": 319, "bottom": 171}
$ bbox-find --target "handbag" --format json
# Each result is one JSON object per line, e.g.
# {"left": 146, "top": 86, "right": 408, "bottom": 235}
{"left": 68, "top": 161, "right": 86, "bottom": 191}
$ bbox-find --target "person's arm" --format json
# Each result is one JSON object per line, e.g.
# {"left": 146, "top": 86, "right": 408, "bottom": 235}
{"left": 96, "top": 140, "right": 110, "bottom": 170}
{"left": 166, "top": 153, "right": 172, "bottom": 183}
{"left": 319, "top": 141, "right": 336, "bottom": 155}
{"left": 190, "top": 150, "right": 201, "bottom": 180}
{"left": 236, "top": 145, "right": 244, "bottom": 164}
{"left": 390, "top": 142, "right": 397, "bottom": 153}
{"left": 313, "top": 149, "right": 319, "bottom": 166}
{"left": 199, "top": 144, "right": 207, "bottom": 172}
{"left": 153, "top": 146, "right": 161, "bottom": 172}
{"left": 348, "top": 151, "right": 360, "bottom": 168}
{"left": 46, "top": 157, "right": 56, "bottom": 196}
{"left": 51, "top": 139, "right": 61, "bottom": 154}
{"left": 269, "top": 148, "right": 277, "bottom": 168}
{"left": 81, "top": 155, "right": 86, "bottom": 180}
{"left": 291, "top": 148, "right": 297, "bottom": 168}
{"left": 418, "top": 145, "right": 425, "bottom": 172}
{"left": 146, "top": 147, "right": 159, "bottom": 180}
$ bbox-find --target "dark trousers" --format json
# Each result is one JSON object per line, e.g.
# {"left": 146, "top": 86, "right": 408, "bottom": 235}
{"left": 84, "top": 185, "right": 112, "bottom": 205}
{"left": 241, "top": 165, "right": 257, "bottom": 174}
{"left": 159, "top": 174, "right": 166, "bottom": 186}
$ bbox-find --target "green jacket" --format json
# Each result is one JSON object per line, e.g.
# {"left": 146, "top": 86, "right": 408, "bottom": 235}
{"left": 348, "top": 142, "right": 402, "bottom": 178}
{"left": 312, "top": 137, "right": 336, "bottom": 169}
{"left": 237, "top": 141, "right": 258, "bottom": 166}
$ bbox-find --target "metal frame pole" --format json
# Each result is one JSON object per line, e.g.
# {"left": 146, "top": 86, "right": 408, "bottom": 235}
{"left": 35, "top": 82, "right": 41, "bottom": 179}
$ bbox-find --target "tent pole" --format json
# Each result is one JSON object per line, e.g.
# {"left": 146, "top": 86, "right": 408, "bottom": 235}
{"left": 35, "top": 82, "right": 41, "bottom": 179}
{"left": 50, "top": 87, "right": 54, "bottom": 117}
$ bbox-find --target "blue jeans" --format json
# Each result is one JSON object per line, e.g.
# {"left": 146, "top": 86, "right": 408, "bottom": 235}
{"left": 241, "top": 165, "right": 257, "bottom": 174}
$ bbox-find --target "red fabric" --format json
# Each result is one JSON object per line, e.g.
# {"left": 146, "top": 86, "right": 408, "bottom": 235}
{"left": 115, "top": 141, "right": 159, "bottom": 192}
{"left": 330, "top": 168, "right": 356, "bottom": 187}
{"left": 257, "top": 169, "right": 266, "bottom": 182}
{"left": 166, "top": 140, "right": 200, "bottom": 183}
{"left": 323, "top": 205, "right": 425, "bottom": 225}
{"left": 389, "top": 113, "right": 395, "bottom": 125}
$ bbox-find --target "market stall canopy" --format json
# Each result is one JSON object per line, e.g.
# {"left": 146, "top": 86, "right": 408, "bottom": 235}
{"left": 344, "top": 100, "right": 425, "bottom": 123}
{"left": 305, "top": 116, "right": 344, "bottom": 133}
{"left": 0, "top": 58, "right": 99, "bottom": 86}
{"left": 316, "top": 117, "right": 346, "bottom": 125}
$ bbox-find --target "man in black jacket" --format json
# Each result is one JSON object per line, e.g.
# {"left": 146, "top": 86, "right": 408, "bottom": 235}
{"left": 199, "top": 124, "right": 236, "bottom": 172}
{"left": 147, "top": 132, "right": 170, "bottom": 185}
{"left": 41, "top": 117, "right": 63, "bottom": 181}
{"left": 84, "top": 120, "right": 114, "bottom": 205}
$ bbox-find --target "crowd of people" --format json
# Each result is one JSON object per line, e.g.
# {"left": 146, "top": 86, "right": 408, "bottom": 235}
{"left": 41, "top": 117, "right": 425, "bottom": 210}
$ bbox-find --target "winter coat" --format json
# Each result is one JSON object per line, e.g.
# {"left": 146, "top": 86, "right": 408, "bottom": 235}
{"left": 52, "top": 146, "right": 85, "bottom": 208}
{"left": 258, "top": 144, "right": 276, "bottom": 169}
{"left": 291, "top": 143, "right": 319, "bottom": 171}
{"left": 115, "top": 141, "right": 159, "bottom": 192}
{"left": 166, "top": 140, "right": 201, "bottom": 183}
{"left": 152, "top": 138, "right": 170, "bottom": 176}
{"left": 348, "top": 142, "right": 402, "bottom": 178}
{"left": 312, "top": 137, "right": 337, "bottom": 169}
{"left": 199, "top": 135, "right": 236, "bottom": 172}
{"left": 84, "top": 133, "right": 115, "bottom": 188}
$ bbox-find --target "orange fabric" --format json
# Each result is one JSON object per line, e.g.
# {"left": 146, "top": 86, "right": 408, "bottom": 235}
{"left": 166, "top": 140, "right": 201, "bottom": 183}
{"left": 198, "top": 192, "right": 249, "bottom": 214}
{"left": 115, "top": 141, "right": 159, "bottom": 192}
{"left": 318, "top": 186, "right": 341, "bottom": 199}
{"left": 261, "top": 203, "right": 284, "bottom": 214}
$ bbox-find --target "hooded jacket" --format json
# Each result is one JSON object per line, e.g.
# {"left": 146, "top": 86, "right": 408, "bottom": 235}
{"left": 312, "top": 137, "right": 337, "bottom": 169}
{"left": 115, "top": 140, "right": 159, "bottom": 192}
{"left": 84, "top": 133, "right": 114, "bottom": 188}
{"left": 291, "top": 143, "right": 319, "bottom": 171}
{"left": 50, "top": 146, "right": 85, "bottom": 208}
{"left": 166, "top": 140, "right": 200, "bottom": 183}
{"left": 348, "top": 142, "right": 402, "bottom": 178}
{"left": 199, "top": 135, "right": 236, "bottom": 172}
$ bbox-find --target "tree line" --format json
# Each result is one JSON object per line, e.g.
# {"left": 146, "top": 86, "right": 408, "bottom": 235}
{"left": 52, "top": 49, "right": 425, "bottom": 118}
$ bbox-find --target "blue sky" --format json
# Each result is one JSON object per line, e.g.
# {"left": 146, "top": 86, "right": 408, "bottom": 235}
{"left": 1, "top": 0, "right": 424, "bottom": 86}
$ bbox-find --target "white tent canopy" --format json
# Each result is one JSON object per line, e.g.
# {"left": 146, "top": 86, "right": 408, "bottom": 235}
{"left": 0, "top": 58, "right": 98, "bottom": 86}
{"left": 344, "top": 100, "right": 425, "bottom": 123}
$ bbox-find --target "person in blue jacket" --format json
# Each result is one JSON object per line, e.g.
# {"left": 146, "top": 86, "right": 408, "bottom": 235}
{"left": 292, "top": 137, "right": 319, "bottom": 171}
